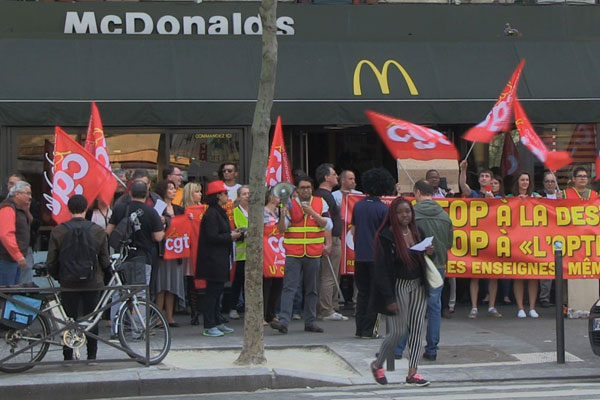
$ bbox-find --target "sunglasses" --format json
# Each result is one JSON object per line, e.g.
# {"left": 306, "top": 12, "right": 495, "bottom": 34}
{"left": 222, "top": 169, "right": 234, "bottom": 173}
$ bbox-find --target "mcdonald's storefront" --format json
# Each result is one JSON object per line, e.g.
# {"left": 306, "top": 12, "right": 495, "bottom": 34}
{"left": 1, "top": 2, "right": 600, "bottom": 242}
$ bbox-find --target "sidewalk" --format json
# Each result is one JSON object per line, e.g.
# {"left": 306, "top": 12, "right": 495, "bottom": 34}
{"left": 1, "top": 303, "right": 599, "bottom": 399}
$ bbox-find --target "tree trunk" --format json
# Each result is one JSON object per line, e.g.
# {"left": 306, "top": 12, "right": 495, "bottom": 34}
{"left": 235, "top": 0, "right": 278, "bottom": 365}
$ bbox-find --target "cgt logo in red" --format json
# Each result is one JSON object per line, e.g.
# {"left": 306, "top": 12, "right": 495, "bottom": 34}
{"left": 165, "top": 234, "right": 190, "bottom": 254}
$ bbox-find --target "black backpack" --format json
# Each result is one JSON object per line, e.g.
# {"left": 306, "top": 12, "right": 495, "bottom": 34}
{"left": 108, "top": 205, "right": 134, "bottom": 252}
{"left": 59, "top": 221, "right": 98, "bottom": 284}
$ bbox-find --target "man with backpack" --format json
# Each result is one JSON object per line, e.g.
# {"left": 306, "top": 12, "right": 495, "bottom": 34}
{"left": 46, "top": 195, "right": 111, "bottom": 360}
{"left": 107, "top": 181, "right": 165, "bottom": 290}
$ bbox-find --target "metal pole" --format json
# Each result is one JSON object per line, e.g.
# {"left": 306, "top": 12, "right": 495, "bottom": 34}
{"left": 325, "top": 256, "right": 345, "bottom": 303}
{"left": 554, "top": 241, "right": 565, "bottom": 364}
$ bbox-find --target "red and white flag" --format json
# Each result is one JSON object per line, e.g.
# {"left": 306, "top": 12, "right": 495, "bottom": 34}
{"left": 265, "top": 116, "right": 293, "bottom": 186}
{"left": 514, "top": 100, "right": 572, "bottom": 172}
{"left": 463, "top": 60, "right": 525, "bottom": 143}
{"left": 500, "top": 132, "right": 520, "bottom": 178}
{"left": 85, "top": 102, "right": 116, "bottom": 205}
{"left": 366, "top": 110, "right": 458, "bottom": 161}
{"left": 51, "top": 126, "right": 115, "bottom": 224}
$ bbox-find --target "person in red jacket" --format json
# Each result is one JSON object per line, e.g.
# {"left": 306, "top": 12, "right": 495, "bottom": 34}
{"left": 0, "top": 181, "right": 32, "bottom": 286}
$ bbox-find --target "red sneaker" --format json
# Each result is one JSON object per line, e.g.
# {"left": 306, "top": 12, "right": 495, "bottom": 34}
{"left": 406, "top": 373, "right": 430, "bottom": 387}
{"left": 370, "top": 361, "right": 387, "bottom": 385}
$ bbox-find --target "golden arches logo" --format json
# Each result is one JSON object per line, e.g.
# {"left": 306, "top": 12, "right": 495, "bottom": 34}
{"left": 353, "top": 60, "right": 419, "bottom": 96}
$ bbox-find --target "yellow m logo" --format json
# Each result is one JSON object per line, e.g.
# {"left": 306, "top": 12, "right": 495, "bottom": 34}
{"left": 353, "top": 59, "right": 419, "bottom": 96}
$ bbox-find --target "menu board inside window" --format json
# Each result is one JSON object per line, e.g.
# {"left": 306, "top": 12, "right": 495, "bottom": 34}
{"left": 170, "top": 131, "right": 242, "bottom": 182}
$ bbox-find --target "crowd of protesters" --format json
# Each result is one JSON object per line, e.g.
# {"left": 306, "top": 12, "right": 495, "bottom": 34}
{"left": 1, "top": 161, "right": 598, "bottom": 384}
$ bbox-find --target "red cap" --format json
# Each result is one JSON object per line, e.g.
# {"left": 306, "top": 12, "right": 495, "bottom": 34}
{"left": 205, "top": 180, "right": 228, "bottom": 196}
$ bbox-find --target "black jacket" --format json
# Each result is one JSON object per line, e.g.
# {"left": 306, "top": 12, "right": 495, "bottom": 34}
{"left": 195, "top": 205, "right": 234, "bottom": 282}
{"left": 370, "top": 225, "right": 428, "bottom": 316}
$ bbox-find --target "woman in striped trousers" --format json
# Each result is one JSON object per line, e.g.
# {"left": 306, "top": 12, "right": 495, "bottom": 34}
{"left": 370, "top": 197, "right": 433, "bottom": 387}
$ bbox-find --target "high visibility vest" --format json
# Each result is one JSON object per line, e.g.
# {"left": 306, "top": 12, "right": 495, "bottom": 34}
{"left": 284, "top": 196, "right": 325, "bottom": 258}
{"left": 562, "top": 187, "right": 599, "bottom": 200}
{"left": 233, "top": 206, "right": 248, "bottom": 261}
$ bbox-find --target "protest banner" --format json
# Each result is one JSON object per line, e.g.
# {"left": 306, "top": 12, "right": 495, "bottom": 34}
{"left": 341, "top": 193, "right": 600, "bottom": 279}
{"left": 263, "top": 224, "right": 285, "bottom": 278}
{"left": 163, "top": 214, "right": 192, "bottom": 260}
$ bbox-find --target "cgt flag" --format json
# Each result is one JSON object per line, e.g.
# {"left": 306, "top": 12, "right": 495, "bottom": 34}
{"left": 51, "top": 126, "right": 114, "bottom": 224}
{"left": 463, "top": 60, "right": 525, "bottom": 143}
{"left": 514, "top": 100, "right": 572, "bottom": 172}
{"left": 500, "top": 132, "right": 520, "bottom": 178}
{"left": 265, "top": 116, "right": 293, "bottom": 186}
{"left": 85, "top": 102, "right": 116, "bottom": 206}
{"left": 366, "top": 110, "right": 458, "bottom": 160}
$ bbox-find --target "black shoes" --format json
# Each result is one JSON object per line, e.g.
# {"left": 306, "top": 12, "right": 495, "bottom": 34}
{"left": 423, "top": 353, "right": 437, "bottom": 361}
{"left": 540, "top": 300, "right": 552, "bottom": 308}
{"left": 304, "top": 325, "right": 324, "bottom": 333}
{"left": 270, "top": 320, "right": 288, "bottom": 334}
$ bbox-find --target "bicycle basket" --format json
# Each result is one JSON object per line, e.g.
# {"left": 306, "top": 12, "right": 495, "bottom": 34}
{"left": 0, "top": 295, "right": 43, "bottom": 329}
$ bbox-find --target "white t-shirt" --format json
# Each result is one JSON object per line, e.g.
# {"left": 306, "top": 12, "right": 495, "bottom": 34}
{"left": 226, "top": 183, "right": 242, "bottom": 201}
{"left": 332, "top": 189, "right": 363, "bottom": 207}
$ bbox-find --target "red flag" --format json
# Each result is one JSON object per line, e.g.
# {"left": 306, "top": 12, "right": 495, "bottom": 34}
{"left": 263, "top": 224, "right": 285, "bottom": 278}
{"left": 514, "top": 100, "right": 572, "bottom": 172}
{"left": 500, "top": 132, "right": 520, "bottom": 178}
{"left": 51, "top": 126, "right": 114, "bottom": 224}
{"left": 366, "top": 110, "right": 458, "bottom": 161}
{"left": 265, "top": 116, "right": 293, "bottom": 186}
{"left": 463, "top": 60, "right": 525, "bottom": 143}
{"left": 85, "top": 102, "right": 117, "bottom": 205}
{"left": 163, "top": 215, "right": 193, "bottom": 260}
{"left": 567, "top": 124, "right": 597, "bottom": 163}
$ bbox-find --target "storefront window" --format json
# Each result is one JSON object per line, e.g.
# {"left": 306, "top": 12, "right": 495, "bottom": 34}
{"left": 170, "top": 130, "right": 243, "bottom": 183}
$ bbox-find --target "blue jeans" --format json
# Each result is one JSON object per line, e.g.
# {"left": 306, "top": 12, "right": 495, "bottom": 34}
{"left": 0, "top": 259, "right": 21, "bottom": 286}
{"left": 396, "top": 280, "right": 444, "bottom": 356}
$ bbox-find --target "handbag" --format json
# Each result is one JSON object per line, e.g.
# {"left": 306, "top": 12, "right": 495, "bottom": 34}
{"left": 424, "top": 255, "right": 443, "bottom": 289}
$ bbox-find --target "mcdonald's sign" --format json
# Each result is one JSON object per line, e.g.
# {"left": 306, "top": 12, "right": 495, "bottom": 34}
{"left": 353, "top": 59, "right": 419, "bottom": 96}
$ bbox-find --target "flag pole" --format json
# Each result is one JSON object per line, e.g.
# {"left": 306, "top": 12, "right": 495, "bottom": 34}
{"left": 464, "top": 141, "right": 476, "bottom": 161}
{"left": 113, "top": 172, "right": 126, "bottom": 188}
{"left": 396, "top": 159, "right": 415, "bottom": 189}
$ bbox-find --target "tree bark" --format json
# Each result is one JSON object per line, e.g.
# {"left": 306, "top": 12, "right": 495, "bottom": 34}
{"left": 235, "top": 0, "right": 278, "bottom": 365}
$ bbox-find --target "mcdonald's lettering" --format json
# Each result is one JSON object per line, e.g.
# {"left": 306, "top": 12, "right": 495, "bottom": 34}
{"left": 353, "top": 59, "right": 419, "bottom": 96}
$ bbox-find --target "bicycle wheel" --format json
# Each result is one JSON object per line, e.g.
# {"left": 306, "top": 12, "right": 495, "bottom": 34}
{"left": 117, "top": 299, "right": 171, "bottom": 365}
{"left": 0, "top": 313, "right": 51, "bottom": 373}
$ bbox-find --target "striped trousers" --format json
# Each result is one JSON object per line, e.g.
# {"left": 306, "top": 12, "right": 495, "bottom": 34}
{"left": 375, "top": 278, "right": 427, "bottom": 369}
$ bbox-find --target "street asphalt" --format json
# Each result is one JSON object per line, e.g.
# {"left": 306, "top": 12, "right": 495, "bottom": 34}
{"left": 1, "top": 302, "right": 599, "bottom": 399}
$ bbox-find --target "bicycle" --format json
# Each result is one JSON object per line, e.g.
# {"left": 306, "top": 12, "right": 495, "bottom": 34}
{"left": 0, "top": 247, "right": 171, "bottom": 372}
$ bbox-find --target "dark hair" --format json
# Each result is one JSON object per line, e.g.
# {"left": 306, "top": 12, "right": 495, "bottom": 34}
{"left": 361, "top": 168, "right": 395, "bottom": 197}
{"left": 162, "top": 166, "right": 176, "bottom": 179}
{"left": 478, "top": 168, "right": 493, "bottom": 178}
{"left": 8, "top": 171, "right": 25, "bottom": 181}
{"left": 315, "top": 163, "right": 334, "bottom": 185}
{"left": 218, "top": 162, "right": 237, "bottom": 180}
{"left": 155, "top": 180, "right": 175, "bottom": 200}
{"left": 130, "top": 181, "right": 148, "bottom": 199}
{"left": 492, "top": 175, "right": 505, "bottom": 196}
{"left": 376, "top": 197, "right": 421, "bottom": 269}
{"left": 205, "top": 193, "right": 220, "bottom": 207}
{"left": 425, "top": 169, "right": 439, "bottom": 179}
{"left": 292, "top": 169, "right": 308, "bottom": 185}
{"left": 572, "top": 166, "right": 588, "bottom": 178}
{"left": 67, "top": 194, "right": 88, "bottom": 214}
{"left": 512, "top": 172, "right": 533, "bottom": 196}
{"left": 414, "top": 179, "right": 434, "bottom": 196}
{"left": 296, "top": 175, "right": 313, "bottom": 187}
{"left": 132, "top": 169, "right": 149, "bottom": 181}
